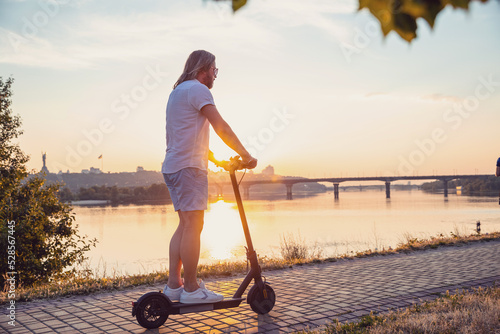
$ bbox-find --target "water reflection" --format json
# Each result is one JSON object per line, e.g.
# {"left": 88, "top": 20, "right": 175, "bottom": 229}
{"left": 202, "top": 200, "right": 245, "bottom": 261}
{"left": 73, "top": 191, "right": 500, "bottom": 276}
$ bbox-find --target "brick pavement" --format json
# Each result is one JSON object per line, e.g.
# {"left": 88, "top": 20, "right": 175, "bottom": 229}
{"left": 2, "top": 239, "right": 499, "bottom": 333}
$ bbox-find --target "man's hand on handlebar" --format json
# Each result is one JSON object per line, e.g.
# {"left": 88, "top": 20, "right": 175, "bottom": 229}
{"left": 210, "top": 150, "right": 257, "bottom": 171}
{"left": 241, "top": 156, "right": 258, "bottom": 169}
{"left": 216, "top": 160, "right": 230, "bottom": 171}
{"left": 214, "top": 155, "right": 258, "bottom": 171}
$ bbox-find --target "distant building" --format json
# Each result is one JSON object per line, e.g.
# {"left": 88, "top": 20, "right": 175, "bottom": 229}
{"left": 262, "top": 165, "right": 275, "bottom": 176}
{"left": 81, "top": 167, "right": 102, "bottom": 174}
{"left": 89, "top": 167, "right": 103, "bottom": 174}
{"left": 137, "top": 166, "right": 145, "bottom": 172}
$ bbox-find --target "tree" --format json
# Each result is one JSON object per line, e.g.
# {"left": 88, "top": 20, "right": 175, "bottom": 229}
{"left": 358, "top": 0, "right": 490, "bottom": 42}
{"left": 57, "top": 187, "right": 74, "bottom": 202}
{"left": 217, "top": 0, "right": 491, "bottom": 42}
{"left": 0, "top": 77, "right": 96, "bottom": 287}
{"left": 0, "top": 78, "right": 28, "bottom": 194}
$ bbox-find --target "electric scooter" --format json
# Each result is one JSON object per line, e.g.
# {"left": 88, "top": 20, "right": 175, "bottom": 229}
{"left": 132, "top": 156, "right": 276, "bottom": 329}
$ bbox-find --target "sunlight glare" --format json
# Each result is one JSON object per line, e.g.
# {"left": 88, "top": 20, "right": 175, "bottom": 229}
{"left": 202, "top": 200, "right": 245, "bottom": 261}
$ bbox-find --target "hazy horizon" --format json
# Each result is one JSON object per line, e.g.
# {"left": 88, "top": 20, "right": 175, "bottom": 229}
{"left": 1, "top": 0, "right": 499, "bottom": 178}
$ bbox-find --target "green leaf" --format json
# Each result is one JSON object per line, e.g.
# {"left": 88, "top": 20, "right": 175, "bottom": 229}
{"left": 444, "top": 0, "right": 471, "bottom": 9}
{"left": 359, "top": 0, "right": 398, "bottom": 36}
{"left": 394, "top": 12, "right": 417, "bottom": 41}
{"left": 400, "top": 0, "right": 444, "bottom": 28}
{"left": 232, "top": 0, "right": 247, "bottom": 12}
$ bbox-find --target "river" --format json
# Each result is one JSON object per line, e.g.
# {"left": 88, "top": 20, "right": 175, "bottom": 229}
{"left": 73, "top": 189, "right": 500, "bottom": 276}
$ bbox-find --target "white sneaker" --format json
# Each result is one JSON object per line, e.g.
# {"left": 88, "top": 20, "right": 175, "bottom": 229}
{"left": 180, "top": 281, "right": 224, "bottom": 304}
{"left": 163, "top": 285, "right": 183, "bottom": 302}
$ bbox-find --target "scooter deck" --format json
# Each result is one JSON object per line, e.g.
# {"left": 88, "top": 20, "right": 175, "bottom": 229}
{"left": 169, "top": 298, "right": 244, "bottom": 315}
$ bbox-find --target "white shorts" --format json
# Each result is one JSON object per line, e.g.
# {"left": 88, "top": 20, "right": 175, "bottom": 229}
{"left": 163, "top": 168, "right": 208, "bottom": 211}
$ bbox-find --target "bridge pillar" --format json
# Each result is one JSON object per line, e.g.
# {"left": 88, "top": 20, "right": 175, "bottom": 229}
{"left": 333, "top": 183, "right": 339, "bottom": 200}
{"left": 243, "top": 185, "right": 250, "bottom": 200}
{"left": 216, "top": 184, "right": 223, "bottom": 197}
{"left": 443, "top": 179, "right": 448, "bottom": 198}
{"left": 286, "top": 184, "right": 293, "bottom": 200}
{"left": 385, "top": 181, "right": 391, "bottom": 199}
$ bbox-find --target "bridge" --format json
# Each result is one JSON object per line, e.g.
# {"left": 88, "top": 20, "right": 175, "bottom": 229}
{"left": 213, "top": 174, "right": 492, "bottom": 200}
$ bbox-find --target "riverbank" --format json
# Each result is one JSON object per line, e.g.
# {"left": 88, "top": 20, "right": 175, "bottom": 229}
{"left": 1, "top": 236, "right": 498, "bottom": 333}
{"left": 1, "top": 231, "right": 499, "bottom": 304}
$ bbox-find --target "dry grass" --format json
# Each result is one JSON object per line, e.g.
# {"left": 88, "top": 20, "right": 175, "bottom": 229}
{"left": 352, "top": 231, "right": 500, "bottom": 257}
{"left": 1, "top": 268, "right": 169, "bottom": 303}
{"left": 297, "top": 286, "right": 500, "bottom": 334}
{"left": 1, "top": 231, "right": 499, "bottom": 304}
{"left": 280, "top": 232, "right": 309, "bottom": 261}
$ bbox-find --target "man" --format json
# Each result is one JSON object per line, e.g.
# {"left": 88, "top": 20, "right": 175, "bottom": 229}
{"left": 161, "top": 50, "right": 257, "bottom": 304}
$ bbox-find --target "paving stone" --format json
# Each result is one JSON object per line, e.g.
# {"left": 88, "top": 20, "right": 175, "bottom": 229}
{"left": 1, "top": 240, "right": 499, "bottom": 333}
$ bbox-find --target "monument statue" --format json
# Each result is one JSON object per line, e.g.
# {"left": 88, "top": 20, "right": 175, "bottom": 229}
{"left": 41, "top": 152, "right": 49, "bottom": 174}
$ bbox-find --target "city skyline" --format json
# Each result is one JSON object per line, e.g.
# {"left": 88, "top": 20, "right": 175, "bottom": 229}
{"left": 1, "top": 0, "right": 499, "bottom": 177}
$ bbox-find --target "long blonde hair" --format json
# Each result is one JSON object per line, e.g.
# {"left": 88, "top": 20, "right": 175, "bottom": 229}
{"left": 173, "top": 50, "right": 215, "bottom": 89}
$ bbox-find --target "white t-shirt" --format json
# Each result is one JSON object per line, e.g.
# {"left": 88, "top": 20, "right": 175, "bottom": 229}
{"left": 161, "top": 79, "right": 214, "bottom": 174}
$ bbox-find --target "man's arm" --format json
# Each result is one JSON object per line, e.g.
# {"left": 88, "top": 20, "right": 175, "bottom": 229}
{"left": 209, "top": 150, "right": 231, "bottom": 170}
{"left": 496, "top": 166, "right": 500, "bottom": 177}
{"left": 208, "top": 150, "right": 223, "bottom": 166}
{"left": 202, "top": 104, "right": 257, "bottom": 168}
{"left": 208, "top": 150, "right": 217, "bottom": 164}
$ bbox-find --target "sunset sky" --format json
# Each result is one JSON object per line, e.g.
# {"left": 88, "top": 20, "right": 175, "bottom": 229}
{"left": 1, "top": 0, "right": 499, "bottom": 177}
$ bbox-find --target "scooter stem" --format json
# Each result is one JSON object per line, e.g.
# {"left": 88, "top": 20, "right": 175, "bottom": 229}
{"left": 229, "top": 169, "right": 255, "bottom": 253}
{"left": 229, "top": 169, "right": 265, "bottom": 299}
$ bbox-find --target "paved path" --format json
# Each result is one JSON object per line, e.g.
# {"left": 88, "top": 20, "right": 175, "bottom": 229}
{"left": 2, "top": 240, "right": 499, "bottom": 334}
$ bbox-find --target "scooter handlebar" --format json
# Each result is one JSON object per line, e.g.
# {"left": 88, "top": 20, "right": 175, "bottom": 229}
{"left": 216, "top": 156, "right": 256, "bottom": 172}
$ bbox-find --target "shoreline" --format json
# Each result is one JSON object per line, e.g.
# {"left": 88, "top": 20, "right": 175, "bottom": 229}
{"left": 69, "top": 191, "right": 324, "bottom": 207}
{"left": 2, "top": 231, "right": 499, "bottom": 305}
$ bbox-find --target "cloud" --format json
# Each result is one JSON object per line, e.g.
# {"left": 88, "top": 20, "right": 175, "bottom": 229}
{"left": 420, "top": 93, "right": 463, "bottom": 104}
{"left": 0, "top": 1, "right": 282, "bottom": 69}
{"left": 243, "top": 0, "right": 356, "bottom": 42}
{"left": 0, "top": 27, "right": 93, "bottom": 69}
{"left": 344, "top": 92, "right": 464, "bottom": 105}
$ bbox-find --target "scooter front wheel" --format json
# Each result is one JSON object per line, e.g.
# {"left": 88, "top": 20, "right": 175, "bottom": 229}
{"left": 247, "top": 282, "right": 276, "bottom": 314}
{"left": 135, "top": 294, "right": 169, "bottom": 329}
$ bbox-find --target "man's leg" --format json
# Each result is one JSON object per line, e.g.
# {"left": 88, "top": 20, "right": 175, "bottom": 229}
{"left": 179, "top": 210, "right": 204, "bottom": 292}
{"left": 167, "top": 214, "right": 185, "bottom": 289}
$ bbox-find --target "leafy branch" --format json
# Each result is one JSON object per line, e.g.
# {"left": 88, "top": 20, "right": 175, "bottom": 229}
{"left": 215, "top": 0, "right": 491, "bottom": 42}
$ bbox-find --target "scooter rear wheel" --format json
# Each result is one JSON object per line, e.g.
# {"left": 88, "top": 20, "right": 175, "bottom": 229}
{"left": 247, "top": 282, "right": 276, "bottom": 314}
{"left": 136, "top": 294, "right": 169, "bottom": 329}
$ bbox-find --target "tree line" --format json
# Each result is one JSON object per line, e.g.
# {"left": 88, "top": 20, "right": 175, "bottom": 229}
{"left": 422, "top": 177, "right": 500, "bottom": 196}
{"left": 58, "top": 183, "right": 171, "bottom": 205}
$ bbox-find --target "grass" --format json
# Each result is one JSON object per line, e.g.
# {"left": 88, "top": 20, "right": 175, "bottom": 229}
{"left": 295, "top": 286, "right": 500, "bottom": 334}
{"left": 280, "top": 232, "right": 308, "bottom": 261}
{"left": 280, "top": 231, "right": 323, "bottom": 261}
{"left": 1, "top": 231, "right": 499, "bottom": 304}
